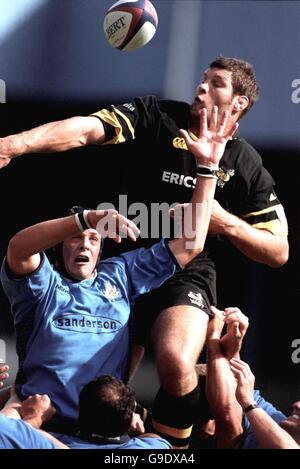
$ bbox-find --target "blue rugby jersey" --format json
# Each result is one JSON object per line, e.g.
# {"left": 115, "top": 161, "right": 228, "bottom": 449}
{"left": 239, "top": 389, "right": 287, "bottom": 449}
{"left": 1, "top": 239, "right": 178, "bottom": 424}
{"left": 0, "top": 414, "right": 59, "bottom": 449}
{"left": 0, "top": 413, "right": 171, "bottom": 449}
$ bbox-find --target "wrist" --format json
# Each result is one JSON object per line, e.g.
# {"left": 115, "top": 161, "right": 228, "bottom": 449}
{"left": 197, "top": 163, "right": 219, "bottom": 171}
{"left": 74, "top": 210, "right": 92, "bottom": 232}
{"left": 243, "top": 402, "right": 258, "bottom": 413}
{"left": 196, "top": 165, "right": 219, "bottom": 179}
{"left": 23, "top": 416, "right": 43, "bottom": 428}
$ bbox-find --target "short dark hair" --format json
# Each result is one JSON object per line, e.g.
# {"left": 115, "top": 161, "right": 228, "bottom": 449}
{"left": 209, "top": 56, "right": 259, "bottom": 117}
{"left": 78, "top": 375, "right": 136, "bottom": 437}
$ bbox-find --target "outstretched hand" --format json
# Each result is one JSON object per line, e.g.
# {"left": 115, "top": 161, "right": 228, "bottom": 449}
{"left": 88, "top": 209, "right": 140, "bottom": 244}
{"left": 180, "top": 106, "right": 238, "bottom": 167}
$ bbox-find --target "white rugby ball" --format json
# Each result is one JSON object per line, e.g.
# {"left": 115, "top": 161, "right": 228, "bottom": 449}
{"left": 103, "top": 0, "right": 158, "bottom": 51}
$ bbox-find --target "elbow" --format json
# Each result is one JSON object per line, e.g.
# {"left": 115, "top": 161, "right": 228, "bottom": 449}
{"left": 187, "top": 245, "right": 205, "bottom": 264}
{"left": 268, "top": 243, "right": 289, "bottom": 268}
{"left": 8, "top": 233, "right": 23, "bottom": 261}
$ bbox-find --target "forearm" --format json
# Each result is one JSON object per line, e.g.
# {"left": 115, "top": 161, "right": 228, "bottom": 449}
{"left": 246, "top": 408, "right": 299, "bottom": 449}
{"left": 206, "top": 339, "right": 243, "bottom": 448}
{"left": 220, "top": 212, "right": 288, "bottom": 267}
{"left": 168, "top": 176, "right": 216, "bottom": 266}
{"left": 1, "top": 116, "right": 104, "bottom": 158}
{"left": 1, "top": 389, "right": 22, "bottom": 419}
{"left": 8, "top": 215, "right": 79, "bottom": 260}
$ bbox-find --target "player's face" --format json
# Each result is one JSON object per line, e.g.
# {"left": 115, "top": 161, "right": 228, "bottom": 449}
{"left": 62, "top": 229, "right": 101, "bottom": 281}
{"left": 280, "top": 401, "right": 300, "bottom": 444}
{"left": 191, "top": 68, "right": 236, "bottom": 121}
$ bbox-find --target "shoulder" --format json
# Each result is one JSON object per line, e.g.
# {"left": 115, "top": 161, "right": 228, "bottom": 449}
{"left": 158, "top": 99, "right": 190, "bottom": 126}
{"left": 226, "top": 136, "right": 263, "bottom": 166}
{"left": 1, "top": 252, "right": 54, "bottom": 283}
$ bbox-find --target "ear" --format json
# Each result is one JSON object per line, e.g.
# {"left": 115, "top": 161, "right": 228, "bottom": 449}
{"left": 233, "top": 95, "right": 249, "bottom": 113}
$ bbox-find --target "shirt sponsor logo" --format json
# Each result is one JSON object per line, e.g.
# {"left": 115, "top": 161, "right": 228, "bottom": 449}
{"left": 162, "top": 171, "right": 196, "bottom": 189}
{"left": 188, "top": 291, "right": 205, "bottom": 308}
{"left": 52, "top": 313, "right": 122, "bottom": 334}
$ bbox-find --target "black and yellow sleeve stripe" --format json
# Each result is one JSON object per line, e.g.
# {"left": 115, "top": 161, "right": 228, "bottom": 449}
{"left": 91, "top": 108, "right": 135, "bottom": 145}
{"left": 242, "top": 204, "right": 288, "bottom": 236}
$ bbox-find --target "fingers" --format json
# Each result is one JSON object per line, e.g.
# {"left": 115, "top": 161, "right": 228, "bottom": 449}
{"left": 116, "top": 214, "right": 140, "bottom": 241}
{"left": 225, "top": 122, "right": 239, "bottom": 139}
{"left": 201, "top": 106, "right": 235, "bottom": 138}
{"left": 179, "top": 128, "right": 193, "bottom": 146}
{"left": 199, "top": 108, "right": 208, "bottom": 135}
{"left": 209, "top": 106, "right": 218, "bottom": 132}
{"left": 232, "top": 322, "right": 241, "bottom": 338}
{"left": 217, "top": 110, "right": 229, "bottom": 135}
{"left": 223, "top": 307, "right": 249, "bottom": 329}
{"left": 0, "top": 364, "right": 9, "bottom": 387}
{"left": 210, "top": 305, "right": 225, "bottom": 320}
{"left": 230, "top": 358, "right": 254, "bottom": 381}
{"left": 96, "top": 212, "right": 140, "bottom": 242}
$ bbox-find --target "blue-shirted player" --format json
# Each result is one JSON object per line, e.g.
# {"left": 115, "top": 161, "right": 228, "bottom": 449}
{"left": 0, "top": 375, "right": 173, "bottom": 449}
{"left": 0, "top": 106, "right": 236, "bottom": 443}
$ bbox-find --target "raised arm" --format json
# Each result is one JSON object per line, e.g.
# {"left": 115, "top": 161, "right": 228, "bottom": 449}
{"left": 7, "top": 209, "right": 140, "bottom": 276}
{"left": 0, "top": 115, "right": 105, "bottom": 169}
{"left": 205, "top": 310, "right": 244, "bottom": 448}
{"left": 168, "top": 106, "right": 238, "bottom": 267}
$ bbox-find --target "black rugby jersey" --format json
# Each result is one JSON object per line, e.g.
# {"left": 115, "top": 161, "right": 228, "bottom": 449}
{"left": 92, "top": 95, "right": 287, "bottom": 242}
{"left": 92, "top": 95, "right": 287, "bottom": 304}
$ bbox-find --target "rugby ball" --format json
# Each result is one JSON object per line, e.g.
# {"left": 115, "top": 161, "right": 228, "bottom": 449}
{"left": 103, "top": 0, "right": 158, "bottom": 51}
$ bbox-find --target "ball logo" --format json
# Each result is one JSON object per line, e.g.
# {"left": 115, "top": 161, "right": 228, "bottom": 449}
{"left": 103, "top": 0, "right": 158, "bottom": 51}
{"left": 104, "top": 12, "right": 131, "bottom": 48}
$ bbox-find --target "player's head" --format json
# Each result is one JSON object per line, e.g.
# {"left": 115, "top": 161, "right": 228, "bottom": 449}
{"left": 53, "top": 206, "right": 104, "bottom": 281}
{"left": 78, "top": 375, "right": 136, "bottom": 437}
{"left": 191, "top": 56, "right": 259, "bottom": 125}
{"left": 209, "top": 56, "right": 259, "bottom": 117}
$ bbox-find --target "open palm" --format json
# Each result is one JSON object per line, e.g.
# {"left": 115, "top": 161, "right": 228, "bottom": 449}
{"left": 180, "top": 106, "right": 238, "bottom": 167}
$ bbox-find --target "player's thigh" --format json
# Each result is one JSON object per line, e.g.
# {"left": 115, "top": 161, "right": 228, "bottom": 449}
{"left": 151, "top": 304, "right": 209, "bottom": 363}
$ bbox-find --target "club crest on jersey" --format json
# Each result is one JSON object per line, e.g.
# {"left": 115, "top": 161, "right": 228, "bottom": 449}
{"left": 216, "top": 167, "right": 235, "bottom": 188}
{"left": 102, "top": 281, "right": 122, "bottom": 301}
{"left": 188, "top": 291, "right": 205, "bottom": 308}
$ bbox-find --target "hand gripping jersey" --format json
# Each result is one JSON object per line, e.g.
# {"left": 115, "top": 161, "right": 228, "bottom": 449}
{"left": 0, "top": 240, "right": 178, "bottom": 424}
